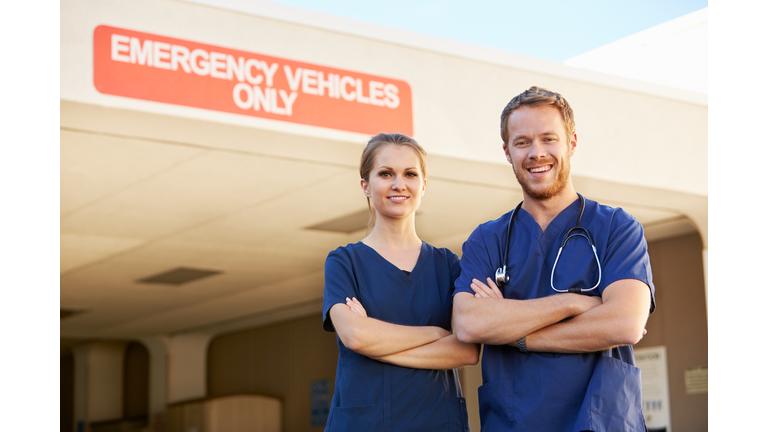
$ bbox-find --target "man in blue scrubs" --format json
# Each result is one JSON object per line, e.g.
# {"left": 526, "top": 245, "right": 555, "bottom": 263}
{"left": 453, "top": 86, "right": 655, "bottom": 431}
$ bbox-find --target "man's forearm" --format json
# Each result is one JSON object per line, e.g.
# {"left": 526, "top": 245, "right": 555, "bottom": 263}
{"left": 524, "top": 280, "right": 651, "bottom": 353}
{"left": 453, "top": 292, "right": 598, "bottom": 345}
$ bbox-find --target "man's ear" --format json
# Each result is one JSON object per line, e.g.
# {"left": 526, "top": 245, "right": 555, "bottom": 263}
{"left": 360, "top": 179, "right": 370, "bottom": 197}
{"left": 569, "top": 133, "right": 578, "bottom": 156}
{"left": 502, "top": 142, "right": 512, "bottom": 164}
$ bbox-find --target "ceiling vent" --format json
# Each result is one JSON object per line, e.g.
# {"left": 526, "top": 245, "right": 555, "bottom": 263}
{"left": 306, "top": 209, "right": 370, "bottom": 234}
{"left": 137, "top": 267, "right": 222, "bottom": 286}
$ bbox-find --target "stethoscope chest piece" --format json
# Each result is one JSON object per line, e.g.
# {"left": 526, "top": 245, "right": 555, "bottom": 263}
{"left": 495, "top": 266, "right": 510, "bottom": 287}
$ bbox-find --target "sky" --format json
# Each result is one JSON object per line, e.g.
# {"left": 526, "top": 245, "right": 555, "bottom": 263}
{"left": 264, "top": 0, "right": 708, "bottom": 61}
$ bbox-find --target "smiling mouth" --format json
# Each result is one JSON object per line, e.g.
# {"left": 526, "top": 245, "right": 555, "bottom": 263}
{"left": 528, "top": 165, "right": 552, "bottom": 173}
{"left": 388, "top": 196, "right": 409, "bottom": 202}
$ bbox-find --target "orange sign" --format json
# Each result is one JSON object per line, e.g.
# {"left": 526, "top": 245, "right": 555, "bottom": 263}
{"left": 93, "top": 25, "right": 413, "bottom": 136}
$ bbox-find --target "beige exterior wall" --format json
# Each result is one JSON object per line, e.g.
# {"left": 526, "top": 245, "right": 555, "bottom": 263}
{"left": 61, "top": 0, "right": 707, "bottom": 197}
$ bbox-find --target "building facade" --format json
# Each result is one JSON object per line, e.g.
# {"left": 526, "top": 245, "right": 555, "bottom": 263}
{"left": 61, "top": 1, "right": 708, "bottom": 431}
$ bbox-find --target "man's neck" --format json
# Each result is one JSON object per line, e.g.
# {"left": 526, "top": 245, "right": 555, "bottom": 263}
{"left": 521, "top": 187, "right": 579, "bottom": 232}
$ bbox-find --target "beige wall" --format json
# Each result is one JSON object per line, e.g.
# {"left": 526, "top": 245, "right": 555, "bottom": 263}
{"left": 207, "top": 315, "right": 339, "bottom": 432}
{"left": 637, "top": 232, "right": 708, "bottom": 431}
{"left": 62, "top": 0, "right": 706, "bottom": 197}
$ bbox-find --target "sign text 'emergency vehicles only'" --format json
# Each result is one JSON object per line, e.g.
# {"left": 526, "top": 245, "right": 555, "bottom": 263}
{"left": 94, "top": 25, "right": 413, "bottom": 135}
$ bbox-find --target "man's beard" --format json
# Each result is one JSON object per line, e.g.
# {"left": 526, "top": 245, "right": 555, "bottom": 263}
{"left": 513, "top": 157, "right": 571, "bottom": 201}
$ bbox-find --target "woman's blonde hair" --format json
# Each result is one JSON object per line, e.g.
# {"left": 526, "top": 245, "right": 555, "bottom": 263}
{"left": 359, "top": 133, "right": 427, "bottom": 230}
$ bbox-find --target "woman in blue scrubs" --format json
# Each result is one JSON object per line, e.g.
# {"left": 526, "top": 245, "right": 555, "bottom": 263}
{"left": 322, "top": 133, "right": 480, "bottom": 432}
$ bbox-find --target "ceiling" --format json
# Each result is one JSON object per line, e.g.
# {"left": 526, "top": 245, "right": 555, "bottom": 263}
{"left": 60, "top": 100, "right": 700, "bottom": 343}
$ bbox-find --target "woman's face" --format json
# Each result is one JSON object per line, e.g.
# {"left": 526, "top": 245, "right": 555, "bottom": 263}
{"left": 361, "top": 144, "right": 426, "bottom": 223}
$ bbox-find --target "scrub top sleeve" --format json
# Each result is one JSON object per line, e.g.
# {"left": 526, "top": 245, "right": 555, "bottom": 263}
{"left": 448, "top": 249, "right": 462, "bottom": 287}
{"left": 601, "top": 216, "right": 656, "bottom": 313}
{"left": 322, "top": 248, "right": 359, "bottom": 332}
{"left": 454, "top": 226, "right": 495, "bottom": 297}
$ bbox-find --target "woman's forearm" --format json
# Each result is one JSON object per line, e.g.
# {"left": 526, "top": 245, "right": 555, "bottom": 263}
{"left": 374, "top": 334, "right": 480, "bottom": 369}
{"left": 331, "top": 304, "right": 450, "bottom": 357}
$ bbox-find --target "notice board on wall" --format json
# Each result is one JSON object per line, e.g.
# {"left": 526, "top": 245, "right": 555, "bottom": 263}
{"left": 635, "top": 346, "right": 672, "bottom": 432}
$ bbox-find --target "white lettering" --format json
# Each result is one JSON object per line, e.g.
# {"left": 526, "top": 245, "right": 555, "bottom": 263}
{"left": 244, "top": 59, "right": 263, "bottom": 85}
{"left": 209, "top": 52, "right": 227, "bottom": 79}
{"left": 368, "top": 81, "right": 385, "bottom": 107}
{"left": 317, "top": 72, "right": 333, "bottom": 97}
{"left": 384, "top": 83, "right": 400, "bottom": 109}
{"left": 130, "top": 38, "right": 152, "bottom": 66}
{"left": 262, "top": 62, "right": 279, "bottom": 87}
{"left": 153, "top": 42, "right": 171, "bottom": 70}
{"left": 226, "top": 55, "right": 245, "bottom": 82}
{"left": 233, "top": 83, "right": 253, "bottom": 109}
{"left": 355, "top": 78, "right": 370, "bottom": 104}
{"left": 340, "top": 76, "right": 356, "bottom": 101}
{"left": 332, "top": 74, "right": 341, "bottom": 98}
{"left": 190, "top": 49, "right": 209, "bottom": 76}
{"left": 301, "top": 69, "right": 318, "bottom": 95}
{"left": 254, "top": 86, "right": 271, "bottom": 112}
{"left": 270, "top": 88, "right": 286, "bottom": 115}
{"left": 111, "top": 34, "right": 131, "bottom": 63}
{"left": 171, "top": 45, "right": 191, "bottom": 73}
{"left": 284, "top": 65, "right": 303, "bottom": 91}
{"left": 279, "top": 90, "right": 298, "bottom": 115}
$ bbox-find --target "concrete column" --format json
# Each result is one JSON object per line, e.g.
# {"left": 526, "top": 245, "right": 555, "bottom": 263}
{"left": 138, "top": 337, "right": 170, "bottom": 432}
{"left": 72, "top": 342, "right": 128, "bottom": 432}
{"left": 167, "top": 332, "right": 215, "bottom": 404}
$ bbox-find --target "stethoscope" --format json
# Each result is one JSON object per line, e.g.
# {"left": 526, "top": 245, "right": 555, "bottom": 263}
{"left": 494, "top": 193, "right": 602, "bottom": 294}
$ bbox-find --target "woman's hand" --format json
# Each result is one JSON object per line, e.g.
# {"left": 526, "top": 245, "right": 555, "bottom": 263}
{"left": 346, "top": 297, "right": 368, "bottom": 318}
{"left": 470, "top": 277, "right": 504, "bottom": 299}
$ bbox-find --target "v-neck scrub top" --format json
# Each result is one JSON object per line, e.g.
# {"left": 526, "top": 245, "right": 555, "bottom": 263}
{"left": 454, "top": 198, "right": 656, "bottom": 432}
{"left": 323, "top": 241, "right": 469, "bottom": 432}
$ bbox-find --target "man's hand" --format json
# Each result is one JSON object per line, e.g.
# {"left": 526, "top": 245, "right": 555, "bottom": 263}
{"left": 470, "top": 278, "right": 504, "bottom": 299}
{"left": 470, "top": 277, "right": 603, "bottom": 315}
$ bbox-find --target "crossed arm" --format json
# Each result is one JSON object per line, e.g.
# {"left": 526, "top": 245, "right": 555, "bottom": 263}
{"left": 329, "top": 297, "right": 480, "bottom": 369}
{"left": 453, "top": 277, "right": 650, "bottom": 353}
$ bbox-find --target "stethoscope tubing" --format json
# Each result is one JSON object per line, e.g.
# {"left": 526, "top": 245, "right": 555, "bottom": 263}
{"left": 496, "top": 193, "right": 602, "bottom": 294}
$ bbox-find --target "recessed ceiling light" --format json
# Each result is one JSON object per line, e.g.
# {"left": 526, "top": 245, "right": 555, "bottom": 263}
{"left": 137, "top": 267, "right": 222, "bottom": 286}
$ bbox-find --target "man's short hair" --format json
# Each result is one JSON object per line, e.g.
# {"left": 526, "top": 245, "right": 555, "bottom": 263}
{"left": 500, "top": 86, "right": 575, "bottom": 144}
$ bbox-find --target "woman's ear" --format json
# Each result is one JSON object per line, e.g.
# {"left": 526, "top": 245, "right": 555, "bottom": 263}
{"left": 360, "top": 179, "right": 370, "bottom": 197}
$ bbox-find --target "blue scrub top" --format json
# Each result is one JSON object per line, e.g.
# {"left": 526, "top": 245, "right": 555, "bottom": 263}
{"left": 454, "top": 197, "right": 655, "bottom": 432}
{"left": 323, "top": 241, "right": 469, "bottom": 432}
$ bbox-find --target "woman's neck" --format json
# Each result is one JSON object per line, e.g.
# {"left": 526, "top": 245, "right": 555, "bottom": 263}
{"left": 361, "top": 215, "right": 423, "bottom": 272}
{"left": 363, "top": 217, "right": 421, "bottom": 251}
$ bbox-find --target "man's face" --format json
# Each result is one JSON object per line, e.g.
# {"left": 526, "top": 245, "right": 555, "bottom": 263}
{"left": 502, "top": 104, "right": 576, "bottom": 201}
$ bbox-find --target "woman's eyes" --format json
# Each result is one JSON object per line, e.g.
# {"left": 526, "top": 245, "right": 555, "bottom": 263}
{"left": 378, "top": 171, "right": 419, "bottom": 178}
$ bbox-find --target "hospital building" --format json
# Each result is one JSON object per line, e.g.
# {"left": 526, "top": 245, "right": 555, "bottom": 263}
{"left": 60, "top": 1, "right": 708, "bottom": 431}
